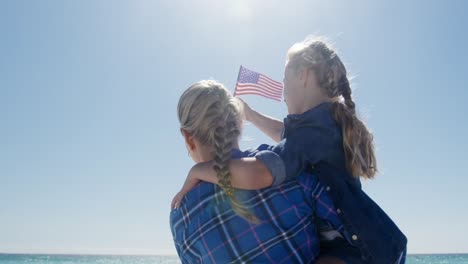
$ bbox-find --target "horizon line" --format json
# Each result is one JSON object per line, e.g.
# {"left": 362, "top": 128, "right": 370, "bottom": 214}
{"left": 2, "top": 251, "right": 468, "bottom": 256}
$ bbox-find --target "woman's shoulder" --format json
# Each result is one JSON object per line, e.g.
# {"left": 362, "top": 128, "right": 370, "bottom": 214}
{"left": 170, "top": 182, "right": 222, "bottom": 227}
{"left": 177, "top": 182, "right": 219, "bottom": 212}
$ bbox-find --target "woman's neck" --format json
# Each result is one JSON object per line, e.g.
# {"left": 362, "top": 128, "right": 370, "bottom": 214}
{"left": 198, "top": 142, "right": 240, "bottom": 163}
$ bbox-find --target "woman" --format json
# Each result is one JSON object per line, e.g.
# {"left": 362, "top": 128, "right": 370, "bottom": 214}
{"left": 170, "top": 80, "right": 345, "bottom": 263}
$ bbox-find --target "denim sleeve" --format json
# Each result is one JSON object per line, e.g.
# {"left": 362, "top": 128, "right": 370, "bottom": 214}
{"left": 255, "top": 150, "right": 287, "bottom": 186}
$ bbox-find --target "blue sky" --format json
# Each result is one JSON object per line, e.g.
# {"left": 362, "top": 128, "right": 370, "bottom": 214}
{"left": 1, "top": 0, "right": 467, "bottom": 255}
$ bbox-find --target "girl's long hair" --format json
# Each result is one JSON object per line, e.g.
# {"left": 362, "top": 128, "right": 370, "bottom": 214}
{"left": 287, "top": 37, "right": 377, "bottom": 179}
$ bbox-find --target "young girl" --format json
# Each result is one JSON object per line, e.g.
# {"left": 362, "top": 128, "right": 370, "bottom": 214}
{"left": 172, "top": 37, "right": 407, "bottom": 264}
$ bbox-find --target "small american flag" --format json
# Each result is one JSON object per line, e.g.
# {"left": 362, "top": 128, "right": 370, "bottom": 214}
{"left": 234, "top": 66, "right": 283, "bottom": 101}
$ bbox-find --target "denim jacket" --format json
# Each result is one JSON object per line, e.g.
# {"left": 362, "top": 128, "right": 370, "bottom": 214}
{"left": 267, "top": 102, "right": 407, "bottom": 264}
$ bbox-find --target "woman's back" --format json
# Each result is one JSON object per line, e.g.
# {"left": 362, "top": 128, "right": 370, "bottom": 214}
{"left": 170, "top": 148, "right": 320, "bottom": 264}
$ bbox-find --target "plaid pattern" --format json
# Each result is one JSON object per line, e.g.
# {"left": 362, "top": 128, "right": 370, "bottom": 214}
{"left": 170, "top": 149, "right": 346, "bottom": 264}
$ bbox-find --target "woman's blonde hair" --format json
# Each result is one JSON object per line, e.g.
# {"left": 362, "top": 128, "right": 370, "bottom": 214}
{"left": 287, "top": 37, "right": 377, "bottom": 179}
{"left": 177, "top": 80, "right": 257, "bottom": 222}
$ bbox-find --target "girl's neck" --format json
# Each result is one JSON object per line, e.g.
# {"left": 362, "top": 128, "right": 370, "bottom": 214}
{"left": 294, "top": 93, "right": 331, "bottom": 115}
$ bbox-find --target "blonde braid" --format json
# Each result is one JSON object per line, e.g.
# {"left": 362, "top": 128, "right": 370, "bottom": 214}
{"left": 178, "top": 80, "right": 258, "bottom": 223}
{"left": 213, "top": 101, "right": 259, "bottom": 223}
{"left": 338, "top": 78, "right": 377, "bottom": 178}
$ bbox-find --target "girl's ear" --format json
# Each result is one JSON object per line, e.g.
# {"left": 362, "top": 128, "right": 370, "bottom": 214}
{"left": 181, "top": 129, "right": 196, "bottom": 151}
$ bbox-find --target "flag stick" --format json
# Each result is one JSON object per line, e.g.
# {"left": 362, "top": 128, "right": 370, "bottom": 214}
{"left": 233, "top": 65, "right": 243, "bottom": 97}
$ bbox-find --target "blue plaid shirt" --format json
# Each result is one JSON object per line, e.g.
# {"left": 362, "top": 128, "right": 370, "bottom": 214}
{"left": 170, "top": 148, "right": 345, "bottom": 264}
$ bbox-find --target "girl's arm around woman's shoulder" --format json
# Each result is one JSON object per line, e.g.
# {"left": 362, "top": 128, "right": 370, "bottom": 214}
{"left": 171, "top": 148, "right": 286, "bottom": 209}
{"left": 189, "top": 152, "right": 286, "bottom": 190}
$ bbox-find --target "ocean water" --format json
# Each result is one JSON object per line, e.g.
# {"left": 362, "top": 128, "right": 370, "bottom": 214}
{"left": 407, "top": 254, "right": 468, "bottom": 264}
{"left": 1, "top": 254, "right": 468, "bottom": 263}
{"left": 0, "top": 255, "right": 180, "bottom": 264}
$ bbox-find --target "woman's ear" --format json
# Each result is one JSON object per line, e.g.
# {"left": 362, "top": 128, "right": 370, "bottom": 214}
{"left": 181, "top": 129, "right": 196, "bottom": 151}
